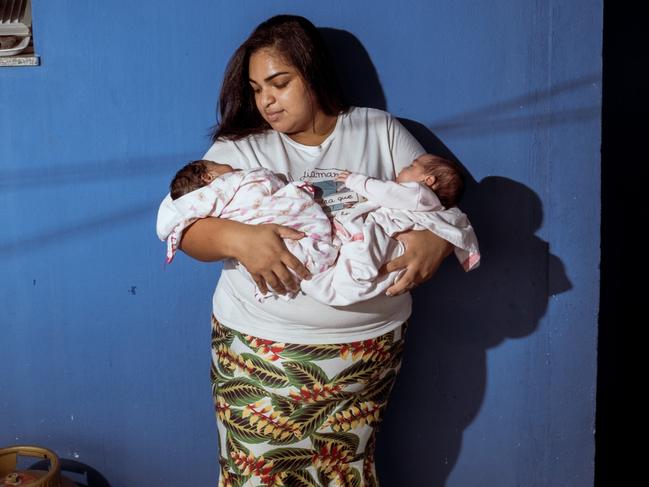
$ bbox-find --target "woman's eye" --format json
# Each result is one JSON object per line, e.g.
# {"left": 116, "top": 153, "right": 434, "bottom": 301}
{"left": 275, "top": 81, "right": 289, "bottom": 89}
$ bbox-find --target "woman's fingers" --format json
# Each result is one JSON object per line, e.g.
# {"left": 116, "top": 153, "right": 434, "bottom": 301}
{"left": 237, "top": 224, "right": 310, "bottom": 295}
{"left": 272, "top": 263, "right": 299, "bottom": 293}
{"left": 253, "top": 271, "right": 289, "bottom": 296}
{"left": 382, "top": 254, "right": 407, "bottom": 275}
{"left": 382, "top": 254, "right": 412, "bottom": 296}
{"left": 275, "top": 225, "right": 305, "bottom": 240}
{"left": 269, "top": 225, "right": 309, "bottom": 290}
{"left": 261, "top": 270, "right": 286, "bottom": 295}
{"left": 282, "top": 251, "right": 311, "bottom": 281}
{"left": 384, "top": 230, "right": 454, "bottom": 296}
{"left": 386, "top": 268, "right": 416, "bottom": 296}
{"left": 275, "top": 225, "right": 310, "bottom": 287}
{"left": 252, "top": 275, "right": 269, "bottom": 296}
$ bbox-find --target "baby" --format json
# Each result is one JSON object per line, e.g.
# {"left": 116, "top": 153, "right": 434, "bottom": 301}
{"left": 299, "top": 154, "right": 480, "bottom": 305}
{"left": 158, "top": 155, "right": 479, "bottom": 305}
{"left": 337, "top": 153, "right": 464, "bottom": 209}
{"left": 157, "top": 160, "right": 338, "bottom": 300}
{"left": 169, "top": 159, "right": 237, "bottom": 200}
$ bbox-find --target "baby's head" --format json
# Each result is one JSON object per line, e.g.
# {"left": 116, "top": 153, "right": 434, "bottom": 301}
{"left": 397, "top": 154, "right": 464, "bottom": 207}
{"left": 170, "top": 160, "right": 235, "bottom": 200}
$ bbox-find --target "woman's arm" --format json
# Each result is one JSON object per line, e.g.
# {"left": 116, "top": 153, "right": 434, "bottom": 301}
{"left": 180, "top": 217, "right": 311, "bottom": 294}
{"left": 383, "top": 230, "right": 453, "bottom": 296}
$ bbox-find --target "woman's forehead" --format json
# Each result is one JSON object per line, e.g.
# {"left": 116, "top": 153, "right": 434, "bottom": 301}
{"left": 249, "top": 48, "right": 296, "bottom": 79}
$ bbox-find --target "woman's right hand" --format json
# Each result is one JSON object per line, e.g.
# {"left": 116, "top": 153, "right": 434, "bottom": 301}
{"left": 232, "top": 223, "right": 311, "bottom": 295}
{"left": 180, "top": 218, "right": 310, "bottom": 295}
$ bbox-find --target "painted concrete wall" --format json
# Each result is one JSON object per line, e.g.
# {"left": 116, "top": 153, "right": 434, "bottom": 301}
{"left": 1, "top": 1, "right": 601, "bottom": 486}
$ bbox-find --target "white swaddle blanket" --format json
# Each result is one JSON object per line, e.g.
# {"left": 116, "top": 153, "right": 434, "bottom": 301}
{"left": 157, "top": 169, "right": 480, "bottom": 306}
{"left": 300, "top": 173, "right": 481, "bottom": 306}
{"left": 156, "top": 168, "right": 338, "bottom": 300}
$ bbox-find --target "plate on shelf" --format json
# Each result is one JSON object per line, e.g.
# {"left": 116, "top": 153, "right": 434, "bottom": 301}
{"left": 0, "top": 36, "right": 30, "bottom": 57}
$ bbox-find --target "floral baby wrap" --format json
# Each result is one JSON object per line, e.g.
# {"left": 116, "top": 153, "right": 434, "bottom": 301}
{"left": 211, "top": 317, "right": 406, "bottom": 487}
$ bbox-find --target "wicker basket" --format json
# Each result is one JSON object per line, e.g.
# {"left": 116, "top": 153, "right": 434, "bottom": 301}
{"left": 0, "top": 446, "right": 75, "bottom": 487}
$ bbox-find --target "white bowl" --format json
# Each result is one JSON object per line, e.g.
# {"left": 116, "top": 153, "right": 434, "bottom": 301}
{"left": 0, "top": 36, "right": 31, "bottom": 57}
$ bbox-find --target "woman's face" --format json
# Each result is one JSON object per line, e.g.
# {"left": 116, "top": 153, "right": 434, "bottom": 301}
{"left": 248, "top": 48, "right": 318, "bottom": 138}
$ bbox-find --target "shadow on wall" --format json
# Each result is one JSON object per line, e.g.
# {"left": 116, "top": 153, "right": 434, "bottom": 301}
{"left": 321, "top": 27, "right": 575, "bottom": 486}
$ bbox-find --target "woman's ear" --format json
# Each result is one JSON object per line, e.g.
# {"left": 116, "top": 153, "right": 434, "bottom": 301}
{"left": 201, "top": 173, "right": 215, "bottom": 184}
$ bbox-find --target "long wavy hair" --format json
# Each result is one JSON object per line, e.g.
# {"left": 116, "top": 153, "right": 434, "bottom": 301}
{"left": 212, "top": 15, "right": 349, "bottom": 141}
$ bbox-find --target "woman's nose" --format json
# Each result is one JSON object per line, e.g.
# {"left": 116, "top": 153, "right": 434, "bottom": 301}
{"left": 261, "top": 89, "right": 276, "bottom": 107}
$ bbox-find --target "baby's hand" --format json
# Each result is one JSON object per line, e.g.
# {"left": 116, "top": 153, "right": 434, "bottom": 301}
{"left": 335, "top": 171, "right": 351, "bottom": 184}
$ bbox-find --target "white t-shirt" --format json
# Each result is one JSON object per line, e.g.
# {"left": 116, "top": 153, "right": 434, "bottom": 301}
{"left": 159, "top": 107, "right": 428, "bottom": 343}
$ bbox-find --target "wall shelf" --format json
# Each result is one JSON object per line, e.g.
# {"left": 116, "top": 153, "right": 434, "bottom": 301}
{"left": 0, "top": 54, "right": 39, "bottom": 66}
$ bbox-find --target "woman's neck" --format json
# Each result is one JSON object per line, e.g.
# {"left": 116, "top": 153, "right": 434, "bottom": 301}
{"left": 286, "top": 112, "right": 338, "bottom": 146}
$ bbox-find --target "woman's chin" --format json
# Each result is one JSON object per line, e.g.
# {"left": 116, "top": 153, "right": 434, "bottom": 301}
{"left": 269, "top": 121, "right": 295, "bottom": 135}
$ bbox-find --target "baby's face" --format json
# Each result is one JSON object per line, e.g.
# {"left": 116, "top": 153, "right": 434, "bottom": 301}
{"left": 205, "top": 161, "right": 235, "bottom": 179}
{"left": 396, "top": 156, "right": 431, "bottom": 183}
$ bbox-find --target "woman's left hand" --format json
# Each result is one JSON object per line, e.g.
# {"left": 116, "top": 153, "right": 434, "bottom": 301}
{"left": 383, "top": 230, "right": 454, "bottom": 296}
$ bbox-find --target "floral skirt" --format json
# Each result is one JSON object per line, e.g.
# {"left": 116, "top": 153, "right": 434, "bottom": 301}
{"left": 211, "top": 316, "right": 406, "bottom": 487}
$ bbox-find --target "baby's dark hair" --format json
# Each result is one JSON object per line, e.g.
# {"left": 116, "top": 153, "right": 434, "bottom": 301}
{"left": 170, "top": 160, "right": 212, "bottom": 200}
{"left": 420, "top": 155, "right": 464, "bottom": 207}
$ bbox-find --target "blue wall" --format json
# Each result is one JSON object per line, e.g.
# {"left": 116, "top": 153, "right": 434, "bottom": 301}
{"left": 1, "top": 1, "right": 601, "bottom": 486}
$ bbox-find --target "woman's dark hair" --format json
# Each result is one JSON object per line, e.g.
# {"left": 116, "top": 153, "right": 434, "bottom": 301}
{"left": 212, "top": 15, "right": 349, "bottom": 141}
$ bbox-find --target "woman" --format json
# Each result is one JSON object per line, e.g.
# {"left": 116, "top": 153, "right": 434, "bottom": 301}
{"left": 158, "top": 15, "right": 472, "bottom": 486}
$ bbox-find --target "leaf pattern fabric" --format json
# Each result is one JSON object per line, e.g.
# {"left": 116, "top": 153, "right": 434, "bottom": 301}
{"left": 211, "top": 316, "right": 406, "bottom": 487}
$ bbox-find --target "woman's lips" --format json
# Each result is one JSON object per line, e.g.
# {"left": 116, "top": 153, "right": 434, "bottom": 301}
{"left": 265, "top": 110, "right": 283, "bottom": 122}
